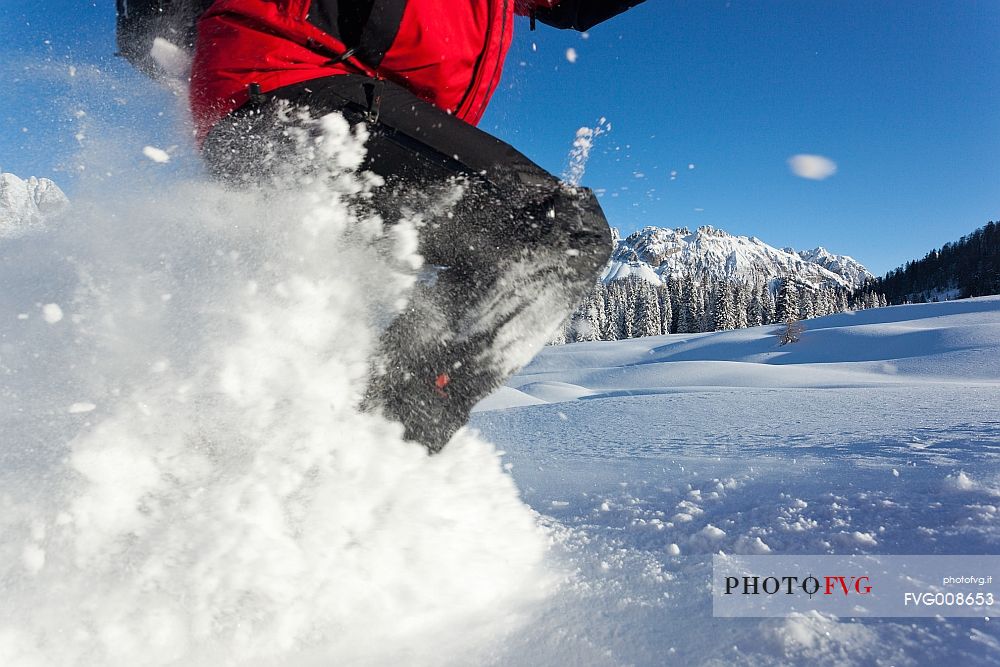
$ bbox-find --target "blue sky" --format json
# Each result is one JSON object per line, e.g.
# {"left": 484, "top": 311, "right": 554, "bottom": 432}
{"left": 1, "top": 1, "right": 997, "bottom": 275}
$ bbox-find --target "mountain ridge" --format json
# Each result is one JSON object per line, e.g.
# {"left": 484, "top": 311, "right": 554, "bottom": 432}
{"left": 604, "top": 225, "right": 873, "bottom": 290}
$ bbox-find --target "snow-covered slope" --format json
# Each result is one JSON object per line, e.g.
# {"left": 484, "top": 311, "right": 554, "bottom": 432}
{"left": 472, "top": 297, "right": 1000, "bottom": 665}
{"left": 604, "top": 225, "right": 873, "bottom": 290}
{"left": 486, "top": 296, "right": 1000, "bottom": 403}
{"left": 0, "top": 172, "right": 68, "bottom": 238}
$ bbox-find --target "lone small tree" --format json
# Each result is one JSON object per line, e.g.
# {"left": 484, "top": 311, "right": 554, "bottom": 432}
{"left": 779, "top": 316, "right": 805, "bottom": 345}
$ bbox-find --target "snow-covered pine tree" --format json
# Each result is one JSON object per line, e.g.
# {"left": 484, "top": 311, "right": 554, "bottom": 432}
{"left": 735, "top": 281, "right": 750, "bottom": 329}
{"left": 622, "top": 278, "right": 637, "bottom": 338}
{"left": 676, "top": 274, "right": 695, "bottom": 334}
{"left": 748, "top": 281, "right": 765, "bottom": 327}
{"left": 798, "top": 287, "right": 816, "bottom": 321}
{"left": 594, "top": 282, "right": 611, "bottom": 339}
{"left": 695, "top": 278, "right": 710, "bottom": 333}
{"left": 762, "top": 281, "right": 776, "bottom": 324}
{"left": 548, "top": 322, "right": 567, "bottom": 345}
{"left": 658, "top": 281, "right": 674, "bottom": 334}
{"left": 830, "top": 286, "right": 842, "bottom": 316}
{"left": 775, "top": 278, "right": 798, "bottom": 323}
{"left": 596, "top": 284, "right": 611, "bottom": 339}
{"left": 814, "top": 285, "right": 829, "bottom": 317}
{"left": 605, "top": 280, "right": 627, "bottom": 340}
{"left": 633, "top": 276, "right": 662, "bottom": 337}
{"left": 713, "top": 281, "right": 736, "bottom": 331}
{"left": 778, "top": 279, "right": 806, "bottom": 345}
{"left": 669, "top": 278, "right": 682, "bottom": 333}
{"left": 836, "top": 288, "right": 849, "bottom": 313}
{"left": 580, "top": 285, "right": 605, "bottom": 341}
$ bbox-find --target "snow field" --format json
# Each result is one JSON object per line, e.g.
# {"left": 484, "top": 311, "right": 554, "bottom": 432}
{"left": 473, "top": 297, "right": 1000, "bottom": 665}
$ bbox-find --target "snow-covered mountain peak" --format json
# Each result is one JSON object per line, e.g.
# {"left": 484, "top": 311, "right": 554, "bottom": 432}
{"left": 694, "top": 224, "right": 727, "bottom": 238}
{"left": 795, "top": 246, "right": 872, "bottom": 288}
{"left": 0, "top": 172, "right": 69, "bottom": 238}
{"left": 605, "top": 225, "right": 873, "bottom": 290}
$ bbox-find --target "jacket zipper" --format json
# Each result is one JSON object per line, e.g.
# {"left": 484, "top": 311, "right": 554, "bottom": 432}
{"left": 457, "top": 0, "right": 510, "bottom": 119}
{"left": 478, "top": 0, "right": 511, "bottom": 116}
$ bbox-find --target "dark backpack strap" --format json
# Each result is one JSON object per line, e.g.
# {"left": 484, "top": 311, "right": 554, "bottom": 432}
{"left": 308, "top": 0, "right": 407, "bottom": 68}
{"left": 355, "top": 0, "right": 408, "bottom": 67}
{"left": 534, "top": 0, "right": 645, "bottom": 31}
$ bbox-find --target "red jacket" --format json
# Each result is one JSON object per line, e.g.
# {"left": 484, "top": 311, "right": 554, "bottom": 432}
{"left": 190, "top": 0, "right": 642, "bottom": 143}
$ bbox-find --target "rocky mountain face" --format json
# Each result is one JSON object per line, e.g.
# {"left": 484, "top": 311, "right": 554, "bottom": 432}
{"left": 794, "top": 246, "right": 873, "bottom": 290}
{"left": 0, "top": 172, "right": 69, "bottom": 238}
{"left": 603, "top": 225, "right": 873, "bottom": 290}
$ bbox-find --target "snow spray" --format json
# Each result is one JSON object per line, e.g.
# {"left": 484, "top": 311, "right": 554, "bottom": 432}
{"left": 563, "top": 118, "right": 612, "bottom": 187}
{"left": 0, "top": 89, "right": 553, "bottom": 665}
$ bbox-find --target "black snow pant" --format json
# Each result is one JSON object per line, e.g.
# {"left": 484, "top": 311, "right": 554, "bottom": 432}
{"left": 203, "top": 75, "right": 612, "bottom": 452}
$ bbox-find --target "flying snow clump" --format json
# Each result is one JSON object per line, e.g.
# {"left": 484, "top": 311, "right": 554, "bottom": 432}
{"left": 41, "top": 303, "right": 63, "bottom": 323}
{"left": 142, "top": 146, "right": 171, "bottom": 164}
